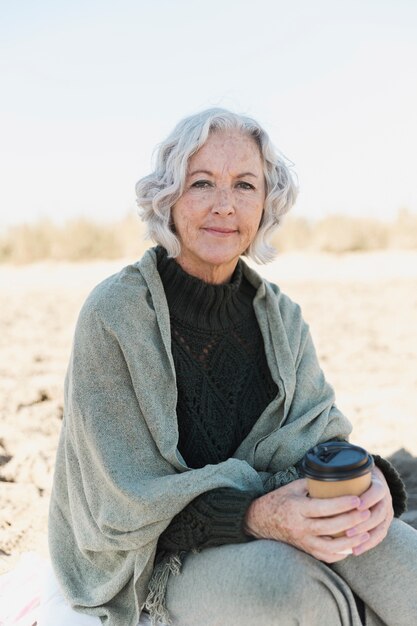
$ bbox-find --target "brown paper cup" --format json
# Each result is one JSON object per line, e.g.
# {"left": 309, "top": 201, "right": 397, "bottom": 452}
{"left": 306, "top": 471, "right": 372, "bottom": 499}
{"left": 307, "top": 471, "right": 372, "bottom": 539}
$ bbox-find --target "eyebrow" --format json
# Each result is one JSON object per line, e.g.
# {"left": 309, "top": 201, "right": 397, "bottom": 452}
{"left": 188, "top": 169, "right": 259, "bottom": 178}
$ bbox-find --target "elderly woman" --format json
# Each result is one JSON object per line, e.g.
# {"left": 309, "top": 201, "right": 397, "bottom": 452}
{"left": 49, "top": 108, "right": 417, "bottom": 626}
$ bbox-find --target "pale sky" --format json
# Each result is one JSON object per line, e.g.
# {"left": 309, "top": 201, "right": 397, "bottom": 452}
{"left": 1, "top": 0, "right": 416, "bottom": 229}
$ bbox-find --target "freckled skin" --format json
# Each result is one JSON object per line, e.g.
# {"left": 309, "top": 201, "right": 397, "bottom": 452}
{"left": 171, "top": 130, "right": 266, "bottom": 285}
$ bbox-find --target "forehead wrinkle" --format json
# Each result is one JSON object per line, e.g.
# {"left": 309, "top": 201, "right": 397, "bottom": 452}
{"left": 188, "top": 169, "right": 214, "bottom": 177}
{"left": 187, "top": 131, "right": 264, "bottom": 179}
{"left": 188, "top": 168, "right": 260, "bottom": 179}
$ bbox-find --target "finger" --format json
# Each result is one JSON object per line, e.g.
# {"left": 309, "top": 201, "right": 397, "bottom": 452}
{"left": 352, "top": 517, "right": 392, "bottom": 556}
{"left": 346, "top": 500, "right": 388, "bottom": 537}
{"left": 305, "top": 495, "right": 361, "bottom": 518}
{"left": 307, "top": 532, "right": 370, "bottom": 564}
{"left": 298, "top": 535, "right": 344, "bottom": 564}
{"left": 357, "top": 479, "right": 386, "bottom": 511}
{"left": 324, "top": 532, "right": 370, "bottom": 554}
{"left": 309, "top": 508, "right": 371, "bottom": 536}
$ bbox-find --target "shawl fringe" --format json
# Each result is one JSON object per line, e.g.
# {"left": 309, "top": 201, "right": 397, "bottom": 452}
{"left": 144, "top": 553, "right": 183, "bottom": 625}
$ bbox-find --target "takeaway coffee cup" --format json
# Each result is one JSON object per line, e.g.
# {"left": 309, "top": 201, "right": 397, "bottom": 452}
{"left": 301, "top": 442, "right": 374, "bottom": 544}
{"left": 301, "top": 441, "right": 374, "bottom": 499}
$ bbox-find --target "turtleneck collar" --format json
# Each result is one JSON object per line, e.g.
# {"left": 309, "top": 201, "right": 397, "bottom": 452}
{"left": 155, "top": 246, "right": 255, "bottom": 331}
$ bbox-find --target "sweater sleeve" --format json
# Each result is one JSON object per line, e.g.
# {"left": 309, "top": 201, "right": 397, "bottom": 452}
{"left": 157, "top": 465, "right": 305, "bottom": 553}
{"left": 157, "top": 453, "right": 408, "bottom": 554}
{"left": 372, "top": 454, "right": 408, "bottom": 518}
{"left": 157, "top": 487, "right": 258, "bottom": 553}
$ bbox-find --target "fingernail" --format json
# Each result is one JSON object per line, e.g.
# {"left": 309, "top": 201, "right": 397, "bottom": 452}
{"left": 360, "top": 510, "right": 370, "bottom": 520}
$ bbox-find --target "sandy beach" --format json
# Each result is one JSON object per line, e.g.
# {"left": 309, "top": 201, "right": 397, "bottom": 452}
{"left": 1, "top": 250, "right": 417, "bottom": 575}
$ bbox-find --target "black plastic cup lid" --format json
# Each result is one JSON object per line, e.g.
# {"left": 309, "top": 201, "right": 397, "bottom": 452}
{"left": 301, "top": 442, "right": 374, "bottom": 481}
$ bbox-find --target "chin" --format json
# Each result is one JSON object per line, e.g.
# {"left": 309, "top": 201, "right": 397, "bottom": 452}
{"left": 201, "top": 251, "right": 240, "bottom": 267}
{"left": 202, "top": 242, "right": 242, "bottom": 262}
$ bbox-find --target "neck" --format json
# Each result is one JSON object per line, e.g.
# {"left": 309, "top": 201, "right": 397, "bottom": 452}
{"left": 174, "top": 255, "right": 238, "bottom": 285}
{"left": 156, "top": 245, "right": 255, "bottom": 330}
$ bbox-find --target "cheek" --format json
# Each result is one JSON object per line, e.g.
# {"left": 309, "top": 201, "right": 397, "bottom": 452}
{"left": 172, "top": 210, "right": 196, "bottom": 242}
{"left": 171, "top": 205, "right": 184, "bottom": 231}
{"left": 244, "top": 210, "right": 264, "bottom": 237}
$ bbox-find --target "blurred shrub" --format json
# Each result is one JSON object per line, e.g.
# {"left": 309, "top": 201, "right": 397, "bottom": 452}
{"left": 0, "top": 219, "right": 59, "bottom": 263}
{"left": 273, "top": 217, "right": 313, "bottom": 252}
{"left": 0, "top": 212, "right": 150, "bottom": 264}
{"left": 310, "top": 215, "right": 389, "bottom": 253}
{"left": 272, "top": 210, "right": 417, "bottom": 254}
{"left": 1, "top": 209, "right": 416, "bottom": 264}
{"left": 390, "top": 208, "right": 417, "bottom": 249}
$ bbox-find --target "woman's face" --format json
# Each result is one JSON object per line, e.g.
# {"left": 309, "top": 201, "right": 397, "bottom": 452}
{"left": 171, "top": 130, "right": 266, "bottom": 284}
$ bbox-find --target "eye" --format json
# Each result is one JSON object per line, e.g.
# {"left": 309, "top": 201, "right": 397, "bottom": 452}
{"left": 236, "top": 181, "right": 255, "bottom": 190}
{"left": 191, "top": 179, "right": 213, "bottom": 189}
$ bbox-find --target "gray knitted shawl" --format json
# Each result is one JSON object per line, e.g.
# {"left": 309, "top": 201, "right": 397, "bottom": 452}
{"left": 48, "top": 248, "right": 352, "bottom": 625}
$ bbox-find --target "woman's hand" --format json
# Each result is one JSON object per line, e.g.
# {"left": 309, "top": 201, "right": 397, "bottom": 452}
{"left": 244, "top": 472, "right": 393, "bottom": 564}
{"left": 346, "top": 465, "right": 394, "bottom": 556}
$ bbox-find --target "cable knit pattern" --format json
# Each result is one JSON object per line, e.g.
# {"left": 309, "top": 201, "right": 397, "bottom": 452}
{"left": 156, "top": 247, "right": 277, "bottom": 552}
{"left": 157, "top": 488, "right": 257, "bottom": 553}
{"left": 156, "top": 247, "right": 278, "bottom": 470}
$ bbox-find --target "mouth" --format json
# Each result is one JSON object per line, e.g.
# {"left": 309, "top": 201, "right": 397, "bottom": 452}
{"left": 203, "top": 227, "right": 238, "bottom": 236}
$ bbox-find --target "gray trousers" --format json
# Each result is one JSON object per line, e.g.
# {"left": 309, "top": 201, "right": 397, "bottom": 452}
{"left": 164, "top": 519, "right": 417, "bottom": 626}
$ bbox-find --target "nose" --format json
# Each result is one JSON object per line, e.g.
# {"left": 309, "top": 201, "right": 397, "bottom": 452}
{"left": 212, "top": 187, "right": 235, "bottom": 215}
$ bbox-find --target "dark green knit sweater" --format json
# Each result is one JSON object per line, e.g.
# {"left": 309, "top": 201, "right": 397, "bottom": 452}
{"left": 155, "top": 247, "right": 407, "bottom": 554}
{"left": 155, "top": 246, "right": 277, "bottom": 551}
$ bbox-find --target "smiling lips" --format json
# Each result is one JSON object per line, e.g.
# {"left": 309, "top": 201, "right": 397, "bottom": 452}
{"left": 203, "top": 227, "right": 238, "bottom": 236}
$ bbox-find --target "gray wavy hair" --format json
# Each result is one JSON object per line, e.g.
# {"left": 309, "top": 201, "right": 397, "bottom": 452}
{"left": 135, "top": 108, "right": 298, "bottom": 263}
